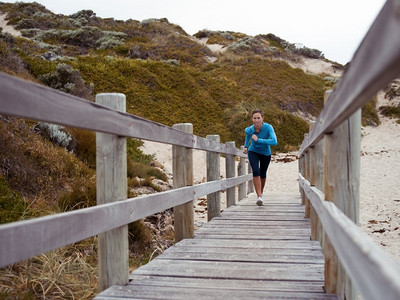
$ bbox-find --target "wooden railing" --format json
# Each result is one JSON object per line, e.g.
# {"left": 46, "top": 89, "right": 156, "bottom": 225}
{"left": 0, "top": 73, "right": 252, "bottom": 291}
{"left": 298, "top": 0, "right": 400, "bottom": 299}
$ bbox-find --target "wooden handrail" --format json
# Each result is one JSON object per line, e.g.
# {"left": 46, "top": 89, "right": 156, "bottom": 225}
{"left": 0, "top": 72, "right": 252, "bottom": 279}
{"left": 0, "top": 173, "right": 252, "bottom": 268}
{"left": 299, "top": 0, "right": 400, "bottom": 157}
{"left": 298, "top": 1, "right": 400, "bottom": 299}
{"left": 0, "top": 72, "right": 245, "bottom": 157}
{"left": 299, "top": 174, "right": 400, "bottom": 300}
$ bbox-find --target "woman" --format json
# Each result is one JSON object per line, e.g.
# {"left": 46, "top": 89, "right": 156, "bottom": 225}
{"left": 243, "top": 109, "right": 277, "bottom": 206}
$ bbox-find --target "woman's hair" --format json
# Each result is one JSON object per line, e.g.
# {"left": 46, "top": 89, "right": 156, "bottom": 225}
{"left": 252, "top": 109, "right": 263, "bottom": 117}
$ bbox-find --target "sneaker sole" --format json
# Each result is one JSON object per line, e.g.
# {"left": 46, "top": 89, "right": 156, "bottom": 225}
{"left": 256, "top": 199, "right": 263, "bottom": 206}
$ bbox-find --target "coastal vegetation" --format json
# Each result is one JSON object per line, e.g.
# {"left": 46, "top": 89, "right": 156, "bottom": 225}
{"left": 0, "top": 2, "right": 384, "bottom": 298}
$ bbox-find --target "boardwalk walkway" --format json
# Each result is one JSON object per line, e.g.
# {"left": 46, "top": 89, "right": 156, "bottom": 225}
{"left": 95, "top": 192, "right": 338, "bottom": 299}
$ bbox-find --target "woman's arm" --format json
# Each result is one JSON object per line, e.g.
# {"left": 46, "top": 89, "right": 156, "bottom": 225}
{"left": 256, "top": 124, "right": 277, "bottom": 146}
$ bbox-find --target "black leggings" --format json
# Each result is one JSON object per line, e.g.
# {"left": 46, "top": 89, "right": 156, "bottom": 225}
{"left": 248, "top": 151, "right": 271, "bottom": 178}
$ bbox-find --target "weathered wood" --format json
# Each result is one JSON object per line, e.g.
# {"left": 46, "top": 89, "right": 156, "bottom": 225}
{"left": 128, "top": 275, "right": 327, "bottom": 292}
{"left": 133, "top": 259, "right": 325, "bottom": 281}
{"left": 247, "top": 157, "right": 254, "bottom": 194}
{"left": 299, "top": 151, "right": 306, "bottom": 205}
{"left": 299, "top": 174, "right": 400, "bottom": 300}
{"left": 179, "top": 236, "right": 323, "bottom": 250}
{"left": 299, "top": 0, "right": 400, "bottom": 156}
{"left": 173, "top": 123, "right": 194, "bottom": 242}
{"left": 97, "top": 283, "right": 337, "bottom": 300}
{"left": 0, "top": 174, "right": 251, "bottom": 268}
{"left": 207, "top": 135, "right": 221, "bottom": 221}
{"left": 96, "top": 193, "right": 337, "bottom": 300}
{"left": 161, "top": 245, "right": 324, "bottom": 262}
{"left": 0, "top": 72, "right": 245, "bottom": 157}
{"left": 323, "top": 90, "right": 360, "bottom": 299}
{"left": 238, "top": 146, "right": 247, "bottom": 200}
{"left": 225, "top": 141, "right": 236, "bottom": 207}
{"left": 313, "top": 139, "right": 325, "bottom": 244}
{"left": 96, "top": 93, "right": 129, "bottom": 291}
{"left": 304, "top": 148, "right": 311, "bottom": 218}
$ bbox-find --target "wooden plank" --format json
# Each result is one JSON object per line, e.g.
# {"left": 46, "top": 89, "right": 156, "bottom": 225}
{"left": 238, "top": 146, "right": 247, "bottom": 200}
{"left": 323, "top": 95, "right": 360, "bottom": 299}
{"left": 210, "top": 215, "right": 311, "bottom": 222}
{"left": 220, "top": 211, "right": 306, "bottom": 216}
{"left": 195, "top": 227, "right": 310, "bottom": 235}
{"left": 133, "top": 259, "right": 325, "bottom": 281}
{"left": 95, "top": 192, "right": 337, "bottom": 299}
{"left": 178, "top": 237, "right": 322, "bottom": 250}
{"left": 173, "top": 123, "right": 194, "bottom": 242}
{"left": 96, "top": 283, "right": 338, "bottom": 299}
{"left": 193, "top": 234, "right": 310, "bottom": 240}
{"left": 0, "top": 72, "right": 246, "bottom": 157}
{"left": 299, "top": 174, "right": 400, "bottom": 300}
{"left": 247, "top": 157, "right": 254, "bottom": 193}
{"left": 128, "top": 275, "right": 326, "bottom": 292}
{"left": 201, "top": 220, "right": 311, "bottom": 228}
{"left": 299, "top": 0, "right": 400, "bottom": 156}
{"left": 159, "top": 249, "right": 324, "bottom": 264}
{"left": 206, "top": 135, "right": 221, "bottom": 220}
{"left": 163, "top": 244, "right": 324, "bottom": 256}
{"left": 225, "top": 141, "right": 237, "bottom": 207}
{"left": 96, "top": 93, "right": 129, "bottom": 290}
{"left": 224, "top": 206, "right": 305, "bottom": 212}
{"left": 0, "top": 176, "right": 250, "bottom": 268}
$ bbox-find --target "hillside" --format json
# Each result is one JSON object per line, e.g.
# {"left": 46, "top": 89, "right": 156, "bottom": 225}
{"left": 1, "top": 1, "right": 395, "bottom": 299}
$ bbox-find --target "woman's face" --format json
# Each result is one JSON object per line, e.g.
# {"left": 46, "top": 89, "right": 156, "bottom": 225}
{"left": 252, "top": 112, "right": 263, "bottom": 128}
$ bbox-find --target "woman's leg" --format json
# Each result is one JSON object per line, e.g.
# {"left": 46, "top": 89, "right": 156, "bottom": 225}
{"left": 247, "top": 151, "right": 262, "bottom": 198}
{"left": 259, "top": 155, "right": 271, "bottom": 196}
{"left": 260, "top": 177, "right": 266, "bottom": 195}
{"left": 253, "top": 176, "right": 262, "bottom": 197}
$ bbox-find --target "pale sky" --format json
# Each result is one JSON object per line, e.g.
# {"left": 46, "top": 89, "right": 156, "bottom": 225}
{"left": 2, "top": 0, "right": 386, "bottom": 64}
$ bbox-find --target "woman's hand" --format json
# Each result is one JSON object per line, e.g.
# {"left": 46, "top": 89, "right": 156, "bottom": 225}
{"left": 252, "top": 134, "right": 258, "bottom": 142}
{"left": 243, "top": 147, "right": 248, "bottom": 154}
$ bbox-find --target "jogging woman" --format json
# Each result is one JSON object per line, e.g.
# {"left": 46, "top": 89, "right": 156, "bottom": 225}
{"left": 243, "top": 109, "right": 277, "bottom": 206}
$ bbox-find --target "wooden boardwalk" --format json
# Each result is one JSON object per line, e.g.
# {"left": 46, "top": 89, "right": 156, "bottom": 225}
{"left": 95, "top": 192, "right": 338, "bottom": 299}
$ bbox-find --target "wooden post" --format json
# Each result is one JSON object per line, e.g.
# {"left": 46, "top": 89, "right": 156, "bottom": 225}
{"left": 323, "top": 90, "right": 361, "bottom": 299}
{"left": 172, "top": 123, "right": 194, "bottom": 242}
{"left": 299, "top": 154, "right": 306, "bottom": 205}
{"left": 96, "top": 93, "right": 128, "bottom": 291}
{"left": 311, "top": 139, "right": 325, "bottom": 244}
{"left": 247, "top": 159, "right": 254, "bottom": 194}
{"left": 238, "top": 146, "right": 246, "bottom": 201}
{"left": 207, "top": 135, "right": 220, "bottom": 221}
{"left": 304, "top": 149, "right": 311, "bottom": 217}
{"left": 225, "top": 141, "right": 236, "bottom": 207}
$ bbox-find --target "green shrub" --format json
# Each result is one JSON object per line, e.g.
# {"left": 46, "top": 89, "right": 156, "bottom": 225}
{"left": 97, "top": 32, "right": 126, "bottom": 50}
{"left": 380, "top": 103, "right": 400, "bottom": 123}
{"left": 0, "top": 39, "right": 28, "bottom": 75}
{"left": 67, "top": 128, "right": 96, "bottom": 167}
{"left": 58, "top": 178, "right": 96, "bottom": 211}
{"left": 127, "top": 138, "right": 154, "bottom": 164}
{"left": 39, "top": 63, "right": 93, "bottom": 98}
{"left": 128, "top": 220, "right": 153, "bottom": 252}
{"left": 127, "top": 159, "right": 167, "bottom": 182}
{"left": 0, "top": 175, "right": 29, "bottom": 224}
{"left": 362, "top": 98, "right": 381, "bottom": 126}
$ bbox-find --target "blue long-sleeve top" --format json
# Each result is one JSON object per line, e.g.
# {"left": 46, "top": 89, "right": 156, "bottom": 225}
{"left": 244, "top": 122, "right": 277, "bottom": 156}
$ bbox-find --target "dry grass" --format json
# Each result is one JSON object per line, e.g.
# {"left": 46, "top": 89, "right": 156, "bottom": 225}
{"left": 0, "top": 240, "right": 98, "bottom": 299}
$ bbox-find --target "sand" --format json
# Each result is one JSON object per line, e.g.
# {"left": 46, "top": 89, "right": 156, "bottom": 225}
{"left": 359, "top": 91, "right": 400, "bottom": 263}
{"left": 0, "top": 14, "right": 21, "bottom": 37}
